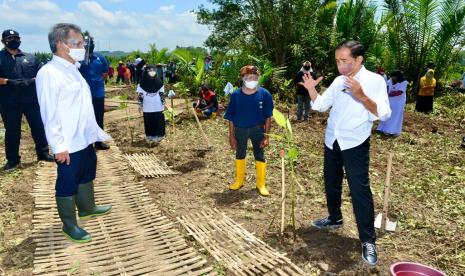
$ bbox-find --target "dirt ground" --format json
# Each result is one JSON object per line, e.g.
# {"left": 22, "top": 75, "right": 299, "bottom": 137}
{"left": 1, "top": 85, "right": 464, "bottom": 275}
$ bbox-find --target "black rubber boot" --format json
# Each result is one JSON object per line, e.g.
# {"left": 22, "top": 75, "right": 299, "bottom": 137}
{"left": 76, "top": 182, "right": 112, "bottom": 219}
{"left": 55, "top": 196, "right": 91, "bottom": 243}
{"left": 95, "top": 142, "right": 110, "bottom": 150}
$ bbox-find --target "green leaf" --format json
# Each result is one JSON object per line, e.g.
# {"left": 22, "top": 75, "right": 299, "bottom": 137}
{"left": 273, "top": 109, "right": 287, "bottom": 128}
{"left": 286, "top": 147, "right": 299, "bottom": 161}
{"left": 286, "top": 118, "right": 293, "bottom": 137}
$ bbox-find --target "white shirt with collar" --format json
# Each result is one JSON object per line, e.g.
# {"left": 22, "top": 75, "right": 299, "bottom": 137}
{"left": 36, "top": 55, "right": 110, "bottom": 154}
{"left": 312, "top": 66, "right": 391, "bottom": 151}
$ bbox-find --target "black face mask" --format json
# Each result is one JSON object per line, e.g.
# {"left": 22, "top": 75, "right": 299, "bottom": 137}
{"left": 6, "top": 40, "right": 21, "bottom": 50}
{"left": 303, "top": 65, "right": 311, "bottom": 71}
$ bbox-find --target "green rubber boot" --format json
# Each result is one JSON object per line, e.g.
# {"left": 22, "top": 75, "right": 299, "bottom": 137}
{"left": 56, "top": 196, "right": 92, "bottom": 243}
{"left": 76, "top": 182, "right": 112, "bottom": 220}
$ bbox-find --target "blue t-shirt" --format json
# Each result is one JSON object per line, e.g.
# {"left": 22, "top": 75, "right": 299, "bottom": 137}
{"left": 79, "top": 52, "right": 109, "bottom": 98}
{"left": 224, "top": 87, "right": 274, "bottom": 128}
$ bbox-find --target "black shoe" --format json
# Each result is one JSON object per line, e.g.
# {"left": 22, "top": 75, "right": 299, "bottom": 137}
{"left": 3, "top": 161, "right": 20, "bottom": 171}
{"left": 361, "top": 242, "right": 378, "bottom": 266}
{"left": 38, "top": 153, "right": 54, "bottom": 162}
{"left": 311, "top": 216, "right": 343, "bottom": 229}
{"left": 95, "top": 142, "right": 110, "bottom": 150}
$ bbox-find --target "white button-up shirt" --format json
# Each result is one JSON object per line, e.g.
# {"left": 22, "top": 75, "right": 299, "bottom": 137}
{"left": 36, "top": 55, "right": 110, "bottom": 154}
{"left": 312, "top": 66, "right": 391, "bottom": 150}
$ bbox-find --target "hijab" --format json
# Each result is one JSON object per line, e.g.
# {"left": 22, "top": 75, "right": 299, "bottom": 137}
{"left": 140, "top": 65, "right": 163, "bottom": 93}
{"left": 423, "top": 69, "right": 435, "bottom": 86}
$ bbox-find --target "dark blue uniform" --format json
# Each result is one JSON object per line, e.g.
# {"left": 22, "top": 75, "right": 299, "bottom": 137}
{"left": 79, "top": 52, "right": 109, "bottom": 148}
{"left": 0, "top": 48, "right": 49, "bottom": 165}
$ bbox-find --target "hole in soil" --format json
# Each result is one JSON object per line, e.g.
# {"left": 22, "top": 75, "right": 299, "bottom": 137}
{"left": 195, "top": 149, "right": 208, "bottom": 158}
{"left": 174, "top": 160, "right": 205, "bottom": 173}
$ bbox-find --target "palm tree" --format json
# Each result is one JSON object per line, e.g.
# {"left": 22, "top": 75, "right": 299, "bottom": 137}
{"left": 383, "top": 0, "right": 465, "bottom": 98}
{"left": 334, "top": 0, "right": 378, "bottom": 51}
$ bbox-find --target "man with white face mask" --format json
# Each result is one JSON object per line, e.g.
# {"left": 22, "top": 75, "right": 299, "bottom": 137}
{"left": 302, "top": 40, "right": 391, "bottom": 266}
{"left": 224, "top": 65, "right": 274, "bottom": 196}
{"left": 35, "top": 23, "right": 112, "bottom": 243}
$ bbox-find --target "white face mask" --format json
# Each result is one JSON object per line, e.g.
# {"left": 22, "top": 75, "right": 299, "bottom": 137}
{"left": 148, "top": 71, "right": 156, "bottom": 77}
{"left": 244, "top": 80, "right": 258, "bottom": 89}
{"left": 65, "top": 44, "right": 85, "bottom": 62}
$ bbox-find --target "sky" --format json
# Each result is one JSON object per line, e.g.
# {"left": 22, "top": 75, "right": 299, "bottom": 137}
{"left": 0, "top": 0, "right": 214, "bottom": 53}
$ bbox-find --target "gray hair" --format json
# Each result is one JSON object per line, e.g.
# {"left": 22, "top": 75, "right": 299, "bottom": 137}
{"left": 48, "top": 23, "right": 82, "bottom": 53}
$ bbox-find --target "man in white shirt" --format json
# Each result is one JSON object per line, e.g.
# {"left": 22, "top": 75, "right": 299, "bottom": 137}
{"left": 35, "top": 23, "right": 112, "bottom": 243}
{"left": 302, "top": 40, "right": 391, "bottom": 266}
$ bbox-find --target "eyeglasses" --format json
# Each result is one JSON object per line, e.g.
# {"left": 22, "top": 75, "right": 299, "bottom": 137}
{"left": 65, "top": 38, "right": 84, "bottom": 48}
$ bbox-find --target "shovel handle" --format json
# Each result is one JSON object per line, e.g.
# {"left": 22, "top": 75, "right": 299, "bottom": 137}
{"left": 191, "top": 107, "right": 212, "bottom": 148}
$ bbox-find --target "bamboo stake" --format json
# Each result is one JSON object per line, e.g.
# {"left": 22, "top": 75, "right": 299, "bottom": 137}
{"left": 280, "top": 149, "right": 286, "bottom": 235}
{"left": 381, "top": 152, "right": 393, "bottom": 232}
{"left": 171, "top": 97, "right": 176, "bottom": 165}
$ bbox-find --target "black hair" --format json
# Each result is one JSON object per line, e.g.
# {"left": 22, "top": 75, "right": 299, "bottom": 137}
{"left": 201, "top": 85, "right": 209, "bottom": 92}
{"left": 390, "top": 70, "right": 406, "bottom": 83}
{"left": 336, "top": 40, "right": 366, "bottom": 59}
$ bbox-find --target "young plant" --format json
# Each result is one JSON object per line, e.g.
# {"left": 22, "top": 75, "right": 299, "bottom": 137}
{"left": 164, "top": 107, "right": 176, "bottom": 164}
{"left": 268, "top": 108, "right": 299, "bottom": 239}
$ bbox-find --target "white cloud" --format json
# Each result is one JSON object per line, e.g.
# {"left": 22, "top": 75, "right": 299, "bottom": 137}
{"left": 159, "top": 5, "right": 175, "bottom": 12}
{"left": 0, "top": 0, "right": 210, "bottom": 53}
{"left": 20, "top": 0, "right": 60, "bottom": 12}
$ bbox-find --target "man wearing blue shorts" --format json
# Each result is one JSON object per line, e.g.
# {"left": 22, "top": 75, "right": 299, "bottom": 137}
{"left": 36, "top": 23, "right": 112, "bottom": 243}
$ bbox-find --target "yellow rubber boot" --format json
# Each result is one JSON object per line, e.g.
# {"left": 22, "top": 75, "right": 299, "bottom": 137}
{"left": 229, "top": 159, "right": 246, "bottom": 190}
{"left": 256, "top": 161, "right": 269, "bottom": 196}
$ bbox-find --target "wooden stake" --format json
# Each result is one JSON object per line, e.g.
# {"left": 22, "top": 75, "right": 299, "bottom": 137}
{"left": 381, "top": 153, "right": 393, "bottom": 232}
{"left": 170, "top": 97, "right": 176, "bottom": 134}
{"left": 191, "top": 107, "right": 212, "bottom": 149}
{"left": 280, "top": 149, "right": 286, "bottom": 235}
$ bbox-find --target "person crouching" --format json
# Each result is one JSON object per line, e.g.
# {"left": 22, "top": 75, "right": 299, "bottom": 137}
{"left": 137, "top": 65, "right": 166, "bottom": 143}
{"left": 224, "top": 65, "right": 274, "bottom": 196}
{"left": 193, "top": 85, "right": 219, "bottom": 118}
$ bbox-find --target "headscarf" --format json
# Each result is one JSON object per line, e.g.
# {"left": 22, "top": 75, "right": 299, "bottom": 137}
{"left": 140, "top": 65, "right": 163, "bottom": 93}
{"left": 424, "top": 69, "right": 435, "bottom": 86}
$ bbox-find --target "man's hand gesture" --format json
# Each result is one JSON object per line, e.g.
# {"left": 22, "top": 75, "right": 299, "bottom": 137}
{"left": 302, "top": 73, "right": 323, "bottom": 92}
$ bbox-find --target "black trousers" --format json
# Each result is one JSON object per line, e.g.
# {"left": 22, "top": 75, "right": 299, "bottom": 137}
{"left": 0, "top": 101, "right": 49, "bottom": 164}
{"left": 143, "top": 112, "right": 165, "bottom": 137}
{"left": 234, "top": 125, "right": 265, "bottom": 162}
{"left": 324, "top": 138, "right": 375, "bottom": 243}
{"left": 92, "top": 97, "right": 105, "bottom": 147}
{"left": 415, "top": 96, "right": 433, "bottom": 113}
